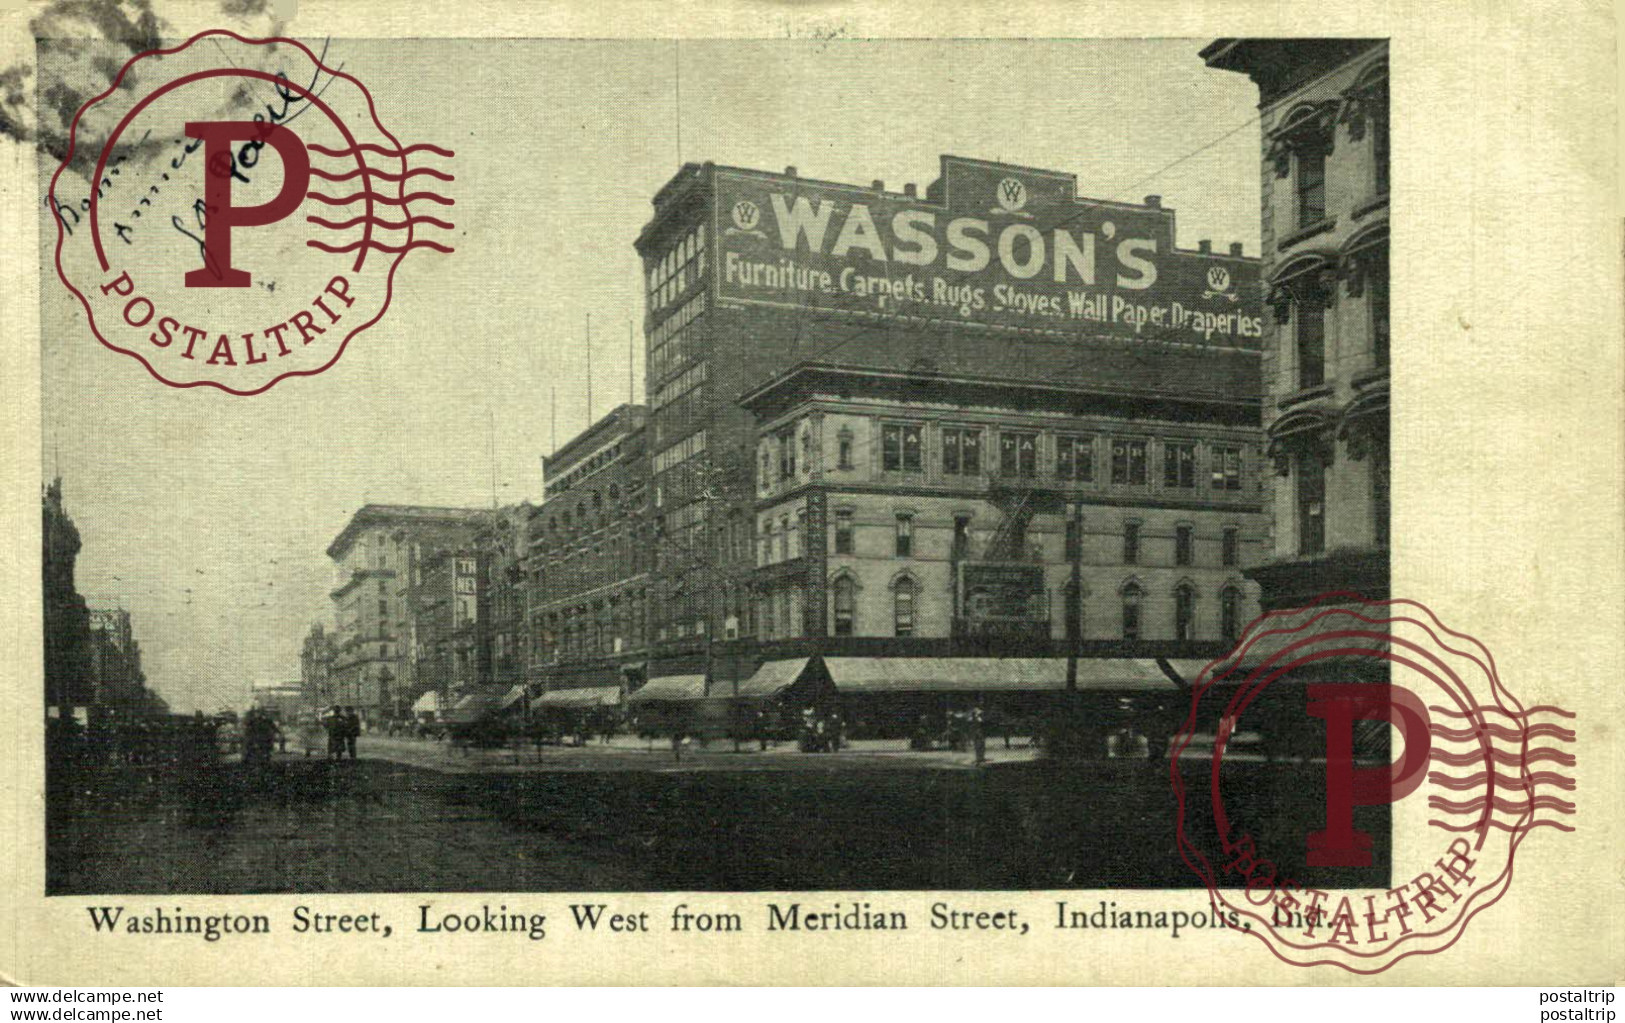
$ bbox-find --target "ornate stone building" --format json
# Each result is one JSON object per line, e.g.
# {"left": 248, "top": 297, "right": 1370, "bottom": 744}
{"left": 1201, "top": 39, "right": 1389, "bottom": 608}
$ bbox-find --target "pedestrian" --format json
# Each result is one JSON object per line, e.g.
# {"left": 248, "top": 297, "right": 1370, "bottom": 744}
{"left": 323, "top": 705, "right": 343, "bottom": 760}
{"left": 342, "top": 706, "right": 360, "bottom": 760}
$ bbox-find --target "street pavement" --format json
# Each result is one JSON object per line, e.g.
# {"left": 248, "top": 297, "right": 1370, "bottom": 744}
{"left": 350, "top": 733, "right": 1046, "bottom": 774}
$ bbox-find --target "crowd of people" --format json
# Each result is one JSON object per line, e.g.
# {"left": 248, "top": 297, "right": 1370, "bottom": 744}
{"left": 320, "top": 705, "right": 361, "bottom": 760}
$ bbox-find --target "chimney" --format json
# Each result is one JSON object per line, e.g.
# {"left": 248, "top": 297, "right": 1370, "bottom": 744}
{"left": 1229, "top": 242, "right": 1244, "bottom": 256}
{"left": 784, "top": 165, "right": 798, "bottom": 178}
{"left": 1143, "top": 194, "right": 1162, "bottom": 208}
{"left": 872, "top": 179, "right": 885, "bottom": 192}
{"left": 1198, "top": 240, "right": 1211, "bottom": 253}
{"left": 903, "top": 183, "right": 917, "bottom": 198}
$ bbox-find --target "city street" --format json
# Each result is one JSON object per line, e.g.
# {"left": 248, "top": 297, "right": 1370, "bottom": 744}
{"left": 45, "top": 739, "right": 1387, "bottom": 895}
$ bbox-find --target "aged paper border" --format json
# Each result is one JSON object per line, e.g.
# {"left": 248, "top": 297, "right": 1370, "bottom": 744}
{"left": 0, "top": 0, "right": 1619, "bottom": 987}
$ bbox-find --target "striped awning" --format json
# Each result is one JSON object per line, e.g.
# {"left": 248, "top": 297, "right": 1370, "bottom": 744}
{"left": 820, "top": 657, "right": 1195, "bottom": 695}
{"left": 737, "top": 658, "right": 812, "bottom": 698}
{"left": 532, "top": 686, "right": 623, "bottom": 710}
{"left": 627, "top": 674, "right": 708, "bottom": 703}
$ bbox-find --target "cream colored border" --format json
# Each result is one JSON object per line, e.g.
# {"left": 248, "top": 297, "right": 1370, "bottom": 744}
{"left": 1, "top": 0, "right": 1620, "bottom": 987}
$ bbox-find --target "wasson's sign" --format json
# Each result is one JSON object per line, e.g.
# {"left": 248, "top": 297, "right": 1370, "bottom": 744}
{"left": 712, "top": 158, "right": 1263, "bottom": 344}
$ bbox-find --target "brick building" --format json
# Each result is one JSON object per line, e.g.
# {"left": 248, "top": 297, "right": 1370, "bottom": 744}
{"left": 326, "top": 505, "right": 487, "bottom": 720}
{"left": 636, "top": 155, "right": 1267, "bottom": 687}
{"left": 1201, "top": 40, "right": 1389, "bottom": 608}
{"left": 524, "top": 404, "right": 652, "bottom": 692}
{"left": 742, "top": 363, "right": 1265, "bottom": 657}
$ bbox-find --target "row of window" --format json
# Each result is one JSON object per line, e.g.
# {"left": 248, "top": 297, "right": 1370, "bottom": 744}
{"left": 1289, "top": 252, "right": 1388, "bottom": 391}
{"left": 646, "top": 224, "right": 706, "bottom": 315}
{"left": 866, "top": 422, "right": 1247, "bottom": 491}
{"left": 826, "top": 576, "right": 1246, "bottom": 642}
{"left": 653, "top": 362, "right": 707, "bottom": 411}
{"left": 826, "top": 511, "right": 1243, "bottom": 569}
{"left": 652, "top": 429, "right": 707, "bottom": 475}
{"left": 648, "top": 291, "right": 707, "bottom": 384}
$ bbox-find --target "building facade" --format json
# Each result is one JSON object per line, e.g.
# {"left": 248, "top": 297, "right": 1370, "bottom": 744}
{"left": 1202, "top": 39, "right": 1390, "bottom": 608}
{"left": 326, "top": 505, "right": 487, "bottom": 720}
{"left": 636, "top": 155, "right": 1268, "bottom": 678}
{"left": 42, "top": 479, "right": 92, "bottom": 714}
{"left": 86, "top": 607, "right": 146, "bottom": 714}
{"left": 524, "top": 404, "right": 652, "bottom": 691}
{"left": 743, "top": 364, "right": 1266, "bottom": 656}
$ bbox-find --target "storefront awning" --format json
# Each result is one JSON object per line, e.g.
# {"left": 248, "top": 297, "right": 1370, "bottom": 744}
{"left": 821, "top": 657, "right": 1190, "bottom": 695}
{"left": 532, "top": 686, "right": 623, "bottom": 711}
{"left": 628, "top": 674, "right": 708, "bottom": 703}
{"left": 737, "top": 658, "right": 812, "bottom": 698}
{"left": 446, "top": 692, "right": 503, "bottom": 723}
{"left": 411, "top": 691, "right": 441, "bottom": 714}
{"left": 497, "top": 685, "right": 526, "bottom": 710}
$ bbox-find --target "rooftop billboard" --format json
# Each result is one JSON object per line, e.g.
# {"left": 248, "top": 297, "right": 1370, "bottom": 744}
{"left": 712, "top": 158, "right": 1263, "bottom": 346}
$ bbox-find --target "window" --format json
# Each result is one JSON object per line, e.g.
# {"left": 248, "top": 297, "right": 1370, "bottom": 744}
{"left": 779, "top": 514, "right": 791, "bottom": 561}
{"left": 777, "top": 428, "right": 796, "bottom": 480}
{"left": 834, "top": 510, "right": 854, "bottom": 555}
{"left": 1298, "top": 454, "right": 1327, "bottom": 555}
{"left": 882, "top": 423, "right": 923, "bottom": 471}
{"left": 953, "top": 515, "right": 971, "bottom": 559}
{"left": 1121, "top": 583, "right": 1143, "bottom": 641}
{"left": 1111, "top": 439, "right": 1148, "bottom": 485}
{"left": 942, "top": 427, "right": 982, "bottom": 475}
{"left": 378, "top": 599, "right": 389, "bottom": 618}
{"left": 1064, "top": 581, "right": 1082, "bottom": 641}
{"left": 895, "top": 513, "right": 913, "bottom": 557}
{"left": 1056, "top": 436, "right": 1094, "bottom": 481}
{"left": 837, "top": 428, "right": 854, "bottom": 470}
{"left": 1175, "top": 584, "right": 1196, "bottom": 641}
{"left": 894, "top": 580, "right": 915, "bottom": 637}
{"left": 1297, "top": 149, "right": 1326, "bottom": 227}
{"left": 1369, "top": 254, "right": 1390, "bottom": 369}
{"left": 380, "top": 644, "right": 389, "bottom": 659}
{"left": 1211, "top": 446, "right": 1243, "bottom": 491}
{"left": 1164, "top": 442, "right": 1197, "bottom": 488}
{"left": 1123, "top": 522, "right": 1140, "bottom": 565}
{"left": 833, "top": 576, "right": 856, "bottom": 636}
{"left": 1222, "top": 527, "right": 1240, "bottom": 568}
{"left": 1175, "top": 525, "right": 1194, "bottom": 567}
{"left": 1065, "top": 515, "right": 1082, "bottom": 562}
{"left": 1221, "top": 587, "right": 1242, "bottom": 643}
{"left": 999, "top": 432, "right": 1038, "bottom": 478}
{"left": 1297, "top": 303, "right": 1326, "bottom": 390}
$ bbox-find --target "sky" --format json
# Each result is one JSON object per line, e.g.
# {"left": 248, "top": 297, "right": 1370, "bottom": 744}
{"left": 33, "top": 36, "right": 1260, "bottom": 714}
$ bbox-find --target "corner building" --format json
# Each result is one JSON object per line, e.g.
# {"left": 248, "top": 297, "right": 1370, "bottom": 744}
{"left": 1201, "top": 40, "right": 1389, "bottom": 608}
{"left": 636, "top": 155, "right": 1270, "bottom": 685}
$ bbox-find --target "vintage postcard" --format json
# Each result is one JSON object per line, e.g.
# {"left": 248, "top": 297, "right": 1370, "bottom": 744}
{"left": 0, "top": 0, "right": 1620, "bottom": 987}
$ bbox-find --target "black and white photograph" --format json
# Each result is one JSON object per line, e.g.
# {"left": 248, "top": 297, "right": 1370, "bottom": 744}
{"left": 7, "top": 0, "right": 1618, "bottom": 993}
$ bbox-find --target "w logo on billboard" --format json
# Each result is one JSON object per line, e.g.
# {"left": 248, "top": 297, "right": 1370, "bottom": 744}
{"left": 991, "top": 176, "right": 1032, "bottom": 217}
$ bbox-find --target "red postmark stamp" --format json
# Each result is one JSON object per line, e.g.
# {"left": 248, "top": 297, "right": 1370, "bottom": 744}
{"left": 48, "top": 31, "right": 454, "bottom": 395}
{"left": 1172, "top": 593, "right": 1577, "bottom": 973}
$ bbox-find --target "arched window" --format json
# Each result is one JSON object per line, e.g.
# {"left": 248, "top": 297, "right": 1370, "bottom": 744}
{"left": 893, "top": 577, "right": 916, "bottom": 637}
{"left": 1121, "top": 582, "right": 1144, "bottom": 641}
{"left": 1175, "top": 583, "right": 1197, "bottom": 641}
{"left": 1221, "top": 586, "right": 1242, "bottom": 643}
{"left": 833, "top": 576, "right": 856, "bottom": 636}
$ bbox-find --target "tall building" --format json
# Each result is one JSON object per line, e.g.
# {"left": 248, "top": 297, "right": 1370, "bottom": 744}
{"left": 636, "top": 155, "right": 1267, "bottom": 678}
{"left": 326, "top": 505, "right": 487, "bottom": 720}
{"left": 741, "top": 363, "right": 1265, "bottom": 656}
{"left": 42, "top": 479, "right": 92, "bottom": 715}
{"left": 1200, "top": 40, "right": 1389, "bottom": 609}
{"left": 524, "top": 404, "right": 652, "bottom": 691}
{"left": 87, "top": 607, "right": 146, "bottom": 713}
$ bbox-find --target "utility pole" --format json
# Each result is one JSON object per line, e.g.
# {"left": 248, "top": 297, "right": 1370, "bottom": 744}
{"left": 628, "top": 319, "right": 635, "bottom": 404}
{"left": 585, "top": 312, "right": 593, "bottom": 426}
{"left": 1065, "top": 498, "right": 1082, "bottom": 694}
